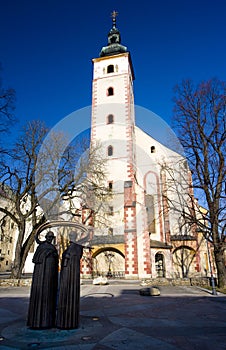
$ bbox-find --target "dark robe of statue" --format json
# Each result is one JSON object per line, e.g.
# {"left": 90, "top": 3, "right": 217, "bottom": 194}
{"left": 56, "top": 241, "right": 83, "bottom": 329}
{"left": 27, "top": 231, "right": 58, "bottom": 329}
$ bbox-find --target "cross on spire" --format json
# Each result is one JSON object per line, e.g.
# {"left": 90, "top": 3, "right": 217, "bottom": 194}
{"left": 111, "top": 10, "right": 118, "bottom": 28}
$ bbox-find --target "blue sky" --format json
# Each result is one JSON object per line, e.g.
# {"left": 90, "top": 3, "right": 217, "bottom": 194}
{"left": 0, "top": 0, "right": 226, "bottom": 136}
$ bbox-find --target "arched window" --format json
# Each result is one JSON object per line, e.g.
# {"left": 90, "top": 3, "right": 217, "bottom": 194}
{"left": 155, "top": 252, "right": 165, "bottom": 277}
{"left": 107, "top": 64, "right": 114, "bottom": 73}
{"left": 108, "top": 227, "right": 113, "bottom": 235}
{"left": 107, "top": 87, "right": 114, "bottom": 96}
{"left": 107, "top": 145, "right": 113, "bottom": 156}
{"left": 107, "top": 114, "right": 114, "bottom": 124}
{"left": 151, "top": 146, "right": 156, "bottom": 153}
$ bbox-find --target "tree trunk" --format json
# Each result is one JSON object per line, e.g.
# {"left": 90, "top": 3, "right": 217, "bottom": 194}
{"left": 10, "top": 221, "right": 28, "bottom": 279}
{"left": 11, "top": 235, "right": 34, "bottom": 279}
{"left": 11, "top": 227, "right": 25, "bottom": 279}
{"left": 10, "top": 259, "right": 24, "bottom": 279}
{"left": 214, "top": 248, "right": 226, "bottom": 288}
{"left": 10, "top": 218, "right": 47, "bottom": 279}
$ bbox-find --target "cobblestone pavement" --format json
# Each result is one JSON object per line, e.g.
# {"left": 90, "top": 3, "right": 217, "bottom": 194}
{"left": 0, "top": 281, "right": 226, "bottom": 349}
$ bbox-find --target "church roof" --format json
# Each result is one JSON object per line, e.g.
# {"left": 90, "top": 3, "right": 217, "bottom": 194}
{"left": 150, "top": 240, "right": 172, "bottom": 249}
{"left": 99, "top": 11, "right": 128, "bottom": 57}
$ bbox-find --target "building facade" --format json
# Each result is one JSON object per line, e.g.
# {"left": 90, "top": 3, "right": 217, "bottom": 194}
{"left": 83, "top": 15, "right": 212, "bottom": 280}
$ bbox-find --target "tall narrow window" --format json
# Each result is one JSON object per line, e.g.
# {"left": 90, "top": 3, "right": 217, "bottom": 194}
{"left": 107, "top": 114, "right": 114, "bottom": 124}
{"left": 107, "top": 87, "right": 114, "bottom": 96}
{"left": 145, "top": 194, "right": 155, "bottom": 233}
{"left": 108, "top": 206, "right": 114, "bottom": 215}
{"left": 107, "top": 64, "right": 114, "bottom": 73}
{"left": 109, "top": 181, "right": 113, "bottom": 190}
{"left": 107, "top": 145, "right": 113, "bottom": 156}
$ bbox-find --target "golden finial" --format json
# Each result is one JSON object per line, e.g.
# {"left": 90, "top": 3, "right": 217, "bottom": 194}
{"left": 111, "top": 10, "right": 118, "bottom": 28}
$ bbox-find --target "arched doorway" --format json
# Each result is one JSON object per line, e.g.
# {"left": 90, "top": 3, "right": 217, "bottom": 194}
{"left": 155, "top": 252, "right": 165, "bottom": 277}
{"left": 173, "top": 246, "right": 196, "bottom": 278}
{"left": 92, "top": 248, "right": 125, "bottom": 278}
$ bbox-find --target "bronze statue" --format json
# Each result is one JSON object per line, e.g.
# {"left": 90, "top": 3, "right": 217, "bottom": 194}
{"left": 56, "top": 232, "right": 83, "bottom": 329}
{"left": 27, "top": 231, "right": 58, "bottom": 329}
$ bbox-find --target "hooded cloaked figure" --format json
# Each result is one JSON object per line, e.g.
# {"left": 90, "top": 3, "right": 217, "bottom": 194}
{"left": 27, "top": 231, "right": 58, "bottom": 329}
{"left": 56, "top": 231, "right": 83, "bottom": 329}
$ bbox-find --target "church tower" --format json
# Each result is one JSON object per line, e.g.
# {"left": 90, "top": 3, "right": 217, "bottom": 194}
{"left": 90, "top": 12, "right": 151, "bottom": 279}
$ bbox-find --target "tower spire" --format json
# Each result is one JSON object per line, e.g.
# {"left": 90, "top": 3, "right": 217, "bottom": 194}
{"left": 99, "top": 10, "right": 127, "bottom": 57}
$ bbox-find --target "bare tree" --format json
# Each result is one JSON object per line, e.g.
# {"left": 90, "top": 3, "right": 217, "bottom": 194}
{"left": 160, "top": 157, "right": 206, "bottom": 278}
{"left": 172, "top": 78, "right": 226, "bottom": 287}
{"left": 0, "top": 120, "right": 109, "bottom": 278}
{"left": 0, "top": 71, "right": 16, "bottom": 157}
{"left": 0, "top": 78, "right": 15, "bottom": 131}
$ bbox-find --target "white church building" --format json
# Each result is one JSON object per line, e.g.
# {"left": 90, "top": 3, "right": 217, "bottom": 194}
{"left": 81, "top": 13, "right": 210, "bottom": 280}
